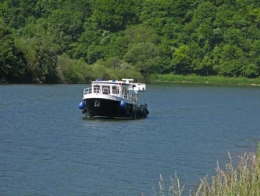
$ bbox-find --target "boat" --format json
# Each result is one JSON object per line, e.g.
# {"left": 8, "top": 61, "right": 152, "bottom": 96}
{"left": 78, "top": 79, "right": 149, "bottom": 119}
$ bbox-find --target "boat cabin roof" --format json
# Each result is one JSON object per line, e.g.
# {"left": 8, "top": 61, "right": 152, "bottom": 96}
{"left": 92, "top": 79, "right": 130, "bottom": 86}
{"left": 91, "top": 79, "right": 146, "bottom": 91}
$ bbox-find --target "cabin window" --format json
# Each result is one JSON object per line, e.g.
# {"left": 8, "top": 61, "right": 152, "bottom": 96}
{"left": 112, "top": 86, "right": 119, "bottom": 94}
{"left": 102, "top": 86, "right": 110, "bottom": 94}
{"left": 94, "top": 85, "right": 100, "bottom": 93}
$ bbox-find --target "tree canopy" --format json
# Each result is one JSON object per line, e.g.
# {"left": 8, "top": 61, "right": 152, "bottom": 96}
{"left": 1, "top": 0, "right": 260, "bottom": 83}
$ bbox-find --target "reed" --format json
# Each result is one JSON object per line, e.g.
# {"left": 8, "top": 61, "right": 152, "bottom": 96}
{"left": 194, "top": 152, "right": 260, "bottom": 196}
{"left": 152, "top": 144, "right": 260, "bottom": 196}
{"left": 153, "top": 173, "right": 185, "bottom": 196}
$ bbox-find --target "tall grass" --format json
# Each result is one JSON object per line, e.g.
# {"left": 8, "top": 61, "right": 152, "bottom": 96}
{"left": 194, "top": 152, "right": 260, "bottom": 196}
{"left": 153, "top": 173, "right": 185, "bottom": 196}
{"left": 152, "top": 144, "right": 260, "bottom": 196}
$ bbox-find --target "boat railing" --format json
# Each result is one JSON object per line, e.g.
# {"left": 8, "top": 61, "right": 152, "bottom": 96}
{"left": 84, "top": 86, "right": 131, "bottom": 98}
{"left": 83, "top": 87, "right": 92, "bottom": 95}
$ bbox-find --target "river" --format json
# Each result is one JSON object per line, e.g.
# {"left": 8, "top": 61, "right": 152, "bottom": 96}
{"left": 0, "top": 83, "right": 260, "bottom": 196}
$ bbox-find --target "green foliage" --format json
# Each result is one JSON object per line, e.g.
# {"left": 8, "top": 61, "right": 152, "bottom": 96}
{"left": 171, "top": 45, "right": 193, "bottom": 74}
{"left": 92, "top": 60, "right": 144, "bottom": 81}
{"left": 58, "top": 56, "right": 92, "bottom": 83}
{"left": 90, "top": 0, "right": 141, "bottom": 32}
{"left": 15, "top": 21, "right": 60, "bottom": 83}
{"left": 0, "top": 18, "right": 26, "bottom": 83}
{"left": 124, "top": 42, "right": 160, "bottom": 77}
{"left": 58, "top": 56, "right": 144, "bottom": 83}
{"left": 1, "top": 0, "right": 260, "bottom": 83}
{"left": 104, "top": 34, "right": 129, "bottom": 58}
{"left": 0, "top": 19, "right": 14, "bottom": 79}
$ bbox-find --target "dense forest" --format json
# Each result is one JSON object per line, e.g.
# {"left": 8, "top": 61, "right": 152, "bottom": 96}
{"left": 1, "top": 0, "right": 260, "bottom": 83}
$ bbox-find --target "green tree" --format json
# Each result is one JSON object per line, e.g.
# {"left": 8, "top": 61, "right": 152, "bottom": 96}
{"left": 189, "top": 42, "right": 214, "bottom": 76}
{"left": 87, "top": 44, "right": 105, "bottom": 64}
{"left": 123, "top": 25, "right": 161, "bottom": 78}
{"left": 216, "top": 44, "right": 244, "bottom": 76}
{"left": 58, "top": 55, "right": 92, "bottom": 83}
{"left": 70, "top": 21, "right": 101, "bottom": 61}
{"left": 124, "top": 43, "right": 160, "bottom": 78}
{"left": 125, "top": 25, "right": 159, "bottom": 45}
{"left": 104, "top": 33, "right": 129, "bottom": 59}
{"left": 246, "top": 40, "right": 260, "bottom": 77}
{"left": 16, "top": 21, "right": 59, "bottom": 83}
{"left": 223, "top": 28, "right": 244, "bottom": 47}
{"left": 91, "top": 0, "right": 141, "bottom": 32}
{"left": 2, "top": 0, "right": 260, "bottom": 82}
{"left": 214, "top": 4, "right": 235, "bottom": 28}
{"left": 157, "top": 37, "right": 175, "bottom": 74}
{"left": 171, "top": 45, "right": 193, "bottom": 74}
{"left": 0, "top": 18, "right": 26, "bottom": 83}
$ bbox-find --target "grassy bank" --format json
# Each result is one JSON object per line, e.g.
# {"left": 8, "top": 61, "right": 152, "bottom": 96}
{"left": 151, "top": 74, "right": 260, "bottom": 86}
{"left": 152, "top": 144, "right": 260, "bottom": 196}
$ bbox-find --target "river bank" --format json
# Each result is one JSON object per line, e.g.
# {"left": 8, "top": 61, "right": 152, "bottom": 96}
{"left": 151, "top": 74, "right": 260, "bottom": 86}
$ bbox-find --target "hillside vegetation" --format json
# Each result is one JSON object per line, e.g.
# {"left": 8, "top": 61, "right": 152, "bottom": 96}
{"left": 1, "top": 0, "right": 260, "bottom": 83}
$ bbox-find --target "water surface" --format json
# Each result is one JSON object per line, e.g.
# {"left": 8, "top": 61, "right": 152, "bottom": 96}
{"left": 0, "top": 84, "right": 260, "bottom": 196}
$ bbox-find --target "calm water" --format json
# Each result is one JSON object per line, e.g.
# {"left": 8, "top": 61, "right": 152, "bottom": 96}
{"left": 1, "top": 84, "right": 260, "bottom": 196}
